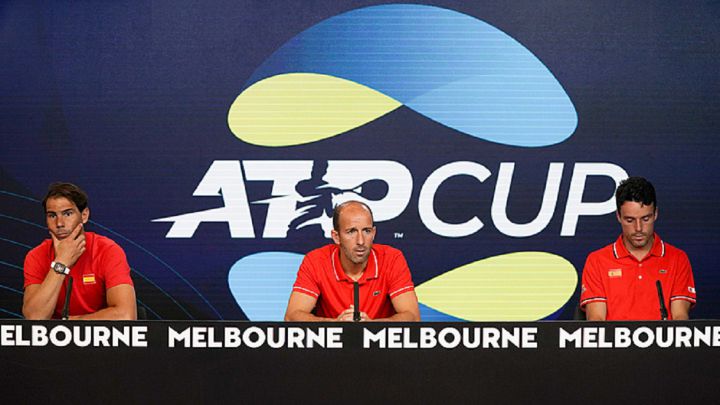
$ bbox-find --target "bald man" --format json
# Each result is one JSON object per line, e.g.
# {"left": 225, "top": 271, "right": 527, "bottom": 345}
{"left": 285, "top": 201, "right": 420, "bottom": 321}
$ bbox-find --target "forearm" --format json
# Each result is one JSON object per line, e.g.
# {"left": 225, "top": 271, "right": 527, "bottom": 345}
{"left": 22, "top": 274, "right": 65, "bottom": 320}
{"left": 284, "top": 310, "right": 335, "bottom": 322}
{"left": 69, "top": 305, "right": 136, "bottom": 321}
{"left": 376, "top": 292, "right": 421, "bottom": 322}
{"left": 584, "top": 302, "right": 607, "bottom": 321}
{"left": 670, "top": 300, "right": 691, "bottom": 320}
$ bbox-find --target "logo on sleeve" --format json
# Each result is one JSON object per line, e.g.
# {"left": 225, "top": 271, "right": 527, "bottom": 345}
{"left": 689, "top": 286, "right": 696, "bottom": 293}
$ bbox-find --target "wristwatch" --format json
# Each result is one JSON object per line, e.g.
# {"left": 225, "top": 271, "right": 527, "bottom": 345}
{"left": 50, "top": 261, "right": 70, "bottom": 275}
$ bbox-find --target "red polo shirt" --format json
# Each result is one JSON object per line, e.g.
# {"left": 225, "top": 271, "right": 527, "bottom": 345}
{"left": 292, "top": 244, "right": 415, "bottom": 320}
{"left": 580, "top": 233, "right": 696, "bottom": 320}
{"left": 23, "top": 232, "right": 134, "bottom": 319}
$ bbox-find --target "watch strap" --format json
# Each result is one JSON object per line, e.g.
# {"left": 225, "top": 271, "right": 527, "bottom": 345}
{"left": 50, "top": 261, "right": 71, "bottom": 275}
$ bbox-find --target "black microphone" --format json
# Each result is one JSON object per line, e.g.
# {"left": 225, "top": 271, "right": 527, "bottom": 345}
{"left": 353, "top": 282, "right": 361, "bottom": 322}
{"left": 656, "top": 280, "right": 668, "bottom": 320}
{"left": 61, "top": 276, "right": 73, "bottom": 320}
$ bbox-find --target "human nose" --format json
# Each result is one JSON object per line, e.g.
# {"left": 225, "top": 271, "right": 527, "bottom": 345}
{"left": 356, "top": 231, "right": 365, "bottom": 246}
{"left": 55, "top": 216, "right": 65, "bottom": 229}
{"left": 634, "top": 219, "right": 643, "bottom": 232}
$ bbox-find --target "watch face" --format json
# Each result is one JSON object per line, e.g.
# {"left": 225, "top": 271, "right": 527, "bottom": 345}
{"left": 53, "top": 262, "right": 66, "bottom": 273}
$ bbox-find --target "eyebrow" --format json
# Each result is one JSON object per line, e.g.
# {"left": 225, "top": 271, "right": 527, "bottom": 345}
{"left": 622, "top": 214, "right": 652, "bottom": 219}
{"left": 344, "top": 226, "right": 373, "bottom": 231}
{"left": 46, "top": 209, "right": 75, "bottom": 215}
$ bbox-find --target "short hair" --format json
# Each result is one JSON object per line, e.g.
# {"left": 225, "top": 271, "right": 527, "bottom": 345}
{"left": 332, "top": 200, "right": 374, "bottom": 231}
{"left": 42, "top": 182, "right": 89, "bottom": 212}
{"left": 615, "top": 177, "right": 656, "bottom": 212}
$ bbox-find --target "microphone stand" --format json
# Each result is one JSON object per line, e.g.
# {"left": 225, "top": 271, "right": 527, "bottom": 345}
{"left": 353, "top": 282, "right": 361, "bottom": 322}
{"left": 61, "top": 276, "right": 73, "bottom": 320}
{"left": 656, "top": 280, "right": 668, "bottom": 320}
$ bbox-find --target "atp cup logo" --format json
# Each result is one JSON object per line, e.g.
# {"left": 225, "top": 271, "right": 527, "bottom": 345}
{"left": 154, "top": 5, "right": 628, "bottom": 321}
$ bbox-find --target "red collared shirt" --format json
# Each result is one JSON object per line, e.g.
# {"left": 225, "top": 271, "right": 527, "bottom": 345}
{"left": 292, "top": 244, "right": 415, "bottom": 319}
{"left": 23, "top": 232, "right": 134, "bottom": 319}
{"left": 580, "top": 233, "right": 696, "bottom": 320}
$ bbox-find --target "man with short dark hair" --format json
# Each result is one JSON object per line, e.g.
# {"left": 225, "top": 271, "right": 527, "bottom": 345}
{"left": 580, "top": 177, "right": 696, "bottom": 320}
{"left": 23, "top": 182, "right": 136, "bottom": 320}
{"left": 285, "top": 200, "right": 420, "bottom": 321}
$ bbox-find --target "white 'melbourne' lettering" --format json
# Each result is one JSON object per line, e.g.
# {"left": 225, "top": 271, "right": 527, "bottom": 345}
{"left": 94, "top": 326, "right": 111, "bottom": 347}
{"left": 0, "top": 325, "right": 30, "bottom": 346}
{"left": 326, "top": 327, "right": 343, "bottom": 348}
{"left": 483, "top": 327, "right": 500, "bottom": 348}
{"left": 561, "top": 163, "right": 628, "bottom": 236}
{"left": 287, "top": 327, "right": 304, "bottom": 348}
{"left": 676, "top": 327, "right": 692, "bottom": 348}
{"left": 168, "top": 326, "right": 191, "bottom": 348}
{"left": 168, "top": 326, "right": 343, "bottom": 348}
{"left": 615, "top": 327, "right": 631, "bottom": 348}
{"left": 225, "top": 327, "right": 241, "bottom": 347}
{"left": 242, "top": 327, "right": 265, "bottom": 348}
{"left": 559, "top": 326, "right": 720, "bottom": 349}
{"left": 32, "top": 325, "right": 48, "bottom": 346}
{"left": 492, "top": 162, "right": 563, "bottom": 237}
{"left": 522, "top": 328, "right": 538, "bottom": 348}
{"left": 438, "top": 328, "right": 461, "bottom": 348}
{"left": 386, "top": 327, "right": 404, "bottom": 348}
{"left": 363, "top": 328, "right": 386, "bottom": 348}
{"left": 633, "top": 327, "right": 654, "bottom": 348}
{"left": 558, "top": 327, "right": 582, "bottom": 348}
{"left": 418, "top": 161, "right": 491, "bottom": 237}
{"left": 420, "top": 328, "right": 437, "bottom": 348}
{"left": 49, "top": 326, "right": 72, "bottom": 347}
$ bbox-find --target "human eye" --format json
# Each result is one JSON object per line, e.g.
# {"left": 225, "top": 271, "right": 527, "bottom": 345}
{"left": 47, "top": 213, "right": 56, "bottom": 218}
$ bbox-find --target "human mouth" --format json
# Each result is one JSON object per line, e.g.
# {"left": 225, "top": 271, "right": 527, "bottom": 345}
{"left": 354, "top": 248, "right": 367, "bottom": 256}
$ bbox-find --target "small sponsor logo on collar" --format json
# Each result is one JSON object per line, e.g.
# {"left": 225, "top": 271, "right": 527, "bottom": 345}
{"left": 608, "top": 269, "right": 622, "bottom": 278}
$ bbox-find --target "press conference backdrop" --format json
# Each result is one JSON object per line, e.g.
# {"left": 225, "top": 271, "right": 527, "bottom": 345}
{"left": 1, "top": 1, "right": 718, "bottom": 321}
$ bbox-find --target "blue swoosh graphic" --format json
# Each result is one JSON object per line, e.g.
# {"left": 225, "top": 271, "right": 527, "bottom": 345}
{"left": 245, "top": 4, "right": 577, "bottom": 147}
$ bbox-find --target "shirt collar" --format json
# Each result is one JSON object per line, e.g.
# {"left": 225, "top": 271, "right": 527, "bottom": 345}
{"left": 613, "top": 232, "right": 664, "bottom": 260}
{"left": 331, "top": 246, "right": 379, "bottom": 283}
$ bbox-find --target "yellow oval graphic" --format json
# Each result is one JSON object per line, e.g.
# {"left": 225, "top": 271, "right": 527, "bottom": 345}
{"left": 227, "top": 73, "right": 401, "bottom": 147}
{"left": 416, "top": 252, "right": 577, "bottom": 321}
